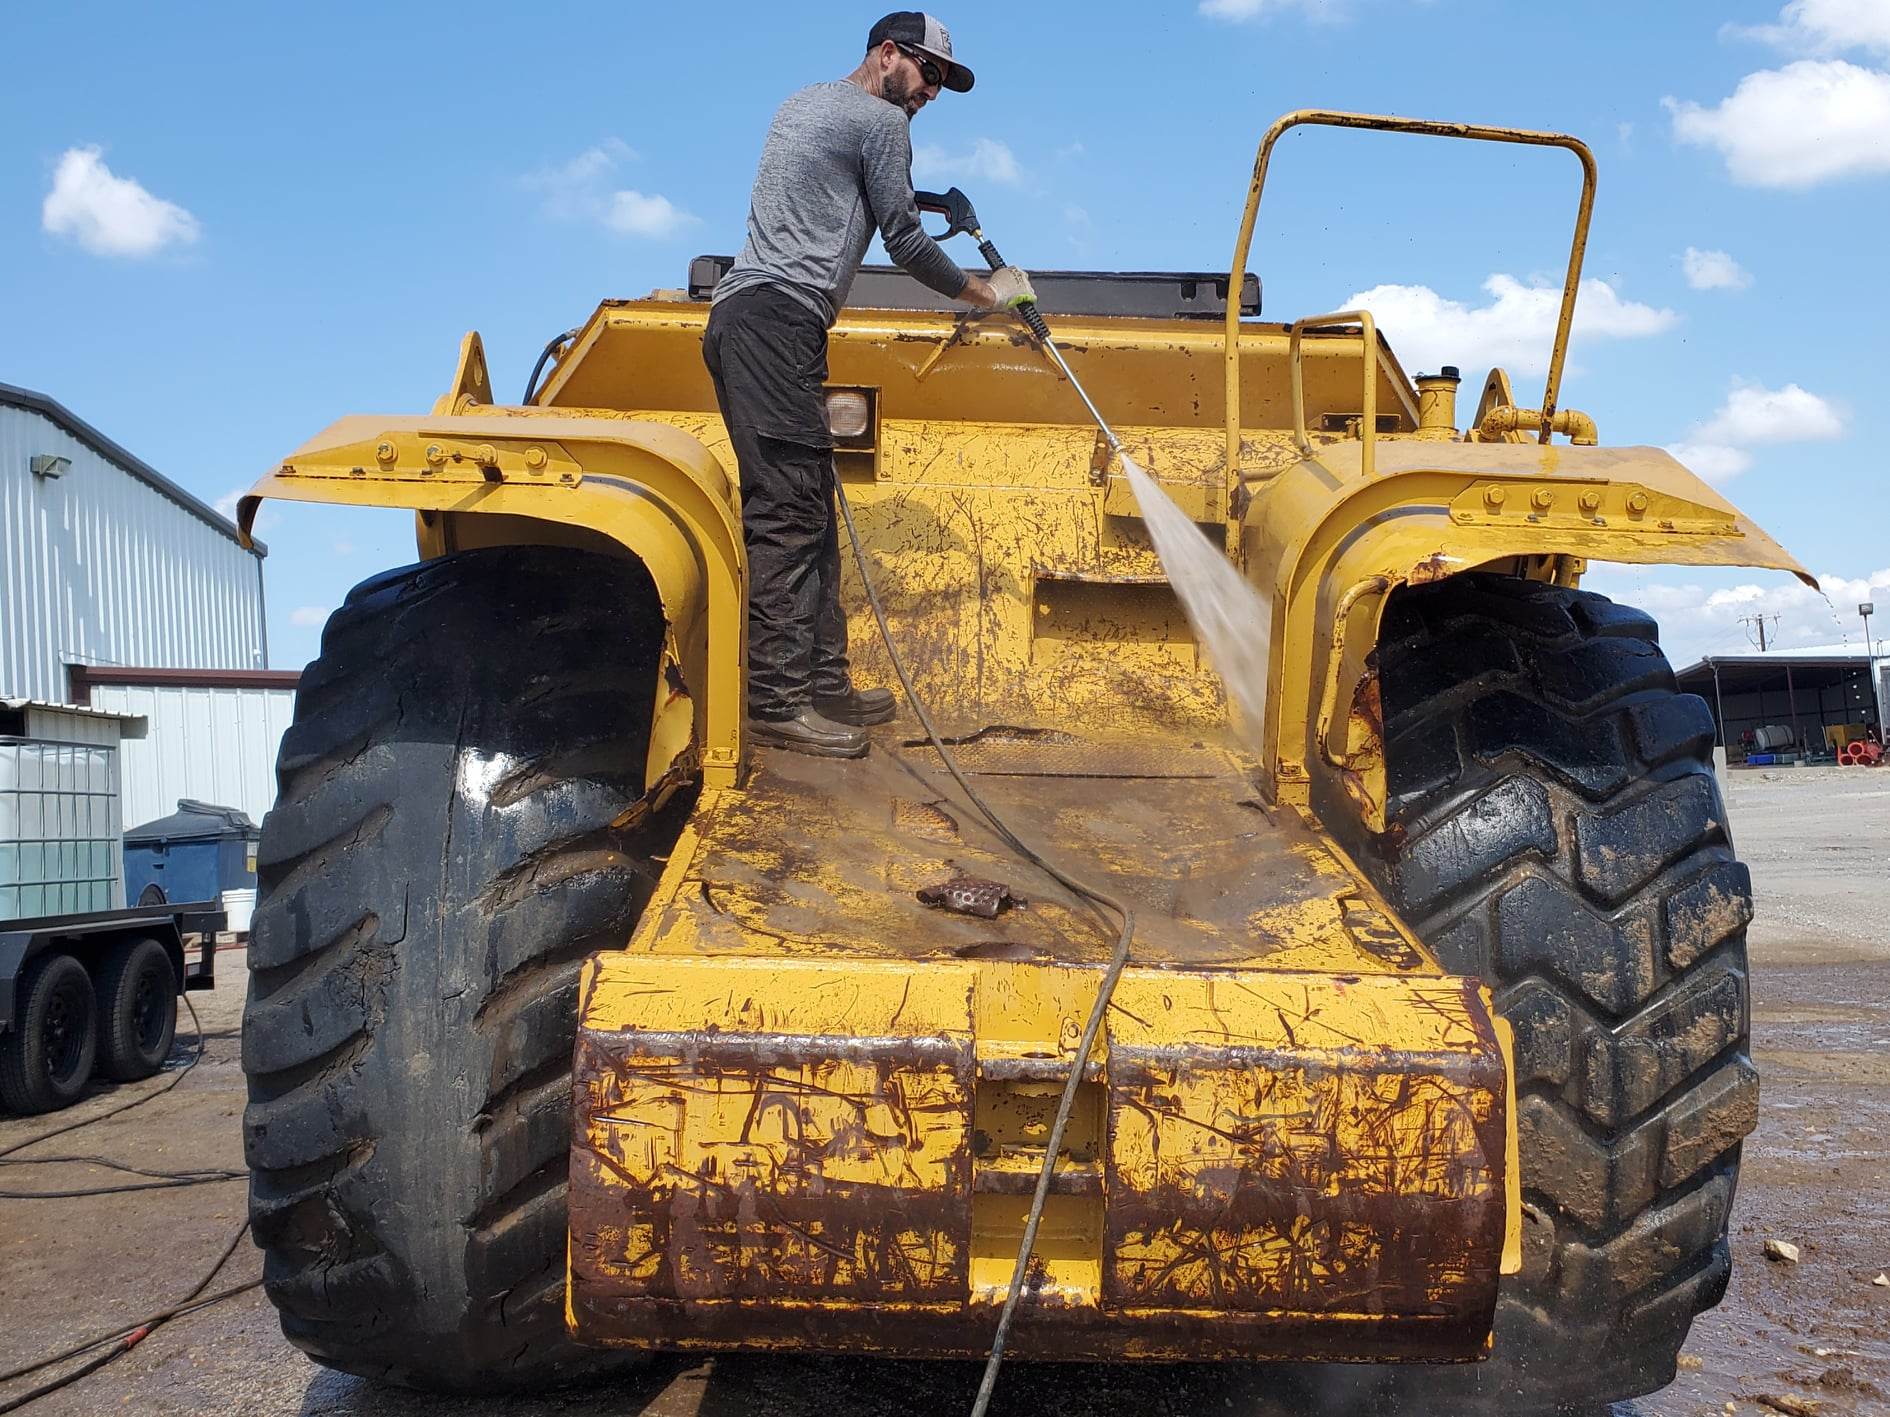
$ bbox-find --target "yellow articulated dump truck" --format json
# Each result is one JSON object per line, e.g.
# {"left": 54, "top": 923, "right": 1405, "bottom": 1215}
{"left": 236, "top": 113, "right": 1803, "bottom": 1409}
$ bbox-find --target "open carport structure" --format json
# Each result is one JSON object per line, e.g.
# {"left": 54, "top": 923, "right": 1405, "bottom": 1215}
{"left": 1676, "top": 650, "right": 1885, "bottom": 756}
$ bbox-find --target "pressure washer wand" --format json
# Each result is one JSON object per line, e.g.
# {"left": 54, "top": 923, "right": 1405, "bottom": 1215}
{"left": 972, "top": 226, "right": 1128, "bottom": 459}
{"left": 915, "top": 187, "right": 1128, "bottom": 460}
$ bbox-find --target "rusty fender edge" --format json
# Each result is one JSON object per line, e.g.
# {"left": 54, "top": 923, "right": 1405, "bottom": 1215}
{"left": 566, "top": 954, "right": 1519, "bottom": 1362}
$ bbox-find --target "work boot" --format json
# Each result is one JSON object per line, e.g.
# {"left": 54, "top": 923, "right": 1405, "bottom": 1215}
{"left": 747, "top": 708, "right": 870, "bottom": 759}
{"left": 814, "top": 685, "right": 896, "bottom": 726}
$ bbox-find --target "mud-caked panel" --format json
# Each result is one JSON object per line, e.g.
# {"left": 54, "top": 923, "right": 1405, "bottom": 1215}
{"left": 568, "top": 954, "right": 1514, "bottom": 1361}
{"left": 1102, "top": 973, "right": 1508, "bottom": 1340}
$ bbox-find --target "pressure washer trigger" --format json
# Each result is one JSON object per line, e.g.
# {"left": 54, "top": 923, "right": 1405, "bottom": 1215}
{"left": 914, "top": 186, "right": 980, "bottom": 242}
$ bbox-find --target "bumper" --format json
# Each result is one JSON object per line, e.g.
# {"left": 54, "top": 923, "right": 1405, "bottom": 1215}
{"left": 568, "top": 953, "right": 1516, "bottom": 1362}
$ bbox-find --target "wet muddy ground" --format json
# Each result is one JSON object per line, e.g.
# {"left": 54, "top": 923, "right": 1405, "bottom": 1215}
{"left": 1, "top": 767, "right": 1884, "bottom": 1416}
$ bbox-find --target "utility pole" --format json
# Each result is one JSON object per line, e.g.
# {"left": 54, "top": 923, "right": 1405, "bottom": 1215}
{"left": 1739, "top": 613, "right": 1779, "bottom": 652}
{"left": 1863, "top": 602, "right": 1876, "bottom": 662}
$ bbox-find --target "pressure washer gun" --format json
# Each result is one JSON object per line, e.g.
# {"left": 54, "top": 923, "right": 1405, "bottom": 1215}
{"left": 915, "top": 186, "right": 1124, "bottom": 459}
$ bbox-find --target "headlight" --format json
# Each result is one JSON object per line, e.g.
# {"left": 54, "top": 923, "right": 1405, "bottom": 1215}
{"left": 824, "top": 389, "right": 873, "bottom": 441}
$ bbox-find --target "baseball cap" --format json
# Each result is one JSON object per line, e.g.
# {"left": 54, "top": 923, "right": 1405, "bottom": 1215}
{"left": 867, "top": 11, "right": 974, "bottom": 92}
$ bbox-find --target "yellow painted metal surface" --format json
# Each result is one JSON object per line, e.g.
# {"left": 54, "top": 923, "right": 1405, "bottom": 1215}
{"left": 235, "top": 411, "right": 747, "bottom": 788}
{"left": 570, "top": 946, "right": 1509, "bottom": 1359}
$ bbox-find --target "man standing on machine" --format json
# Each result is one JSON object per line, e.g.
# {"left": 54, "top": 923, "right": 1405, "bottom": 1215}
{"left": 704, "top": 11, "right": 1036, "bottom": 759}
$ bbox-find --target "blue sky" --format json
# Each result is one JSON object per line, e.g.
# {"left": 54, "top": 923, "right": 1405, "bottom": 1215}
{"left": 5, "top": 0, "right": 1888, "bottom": 670}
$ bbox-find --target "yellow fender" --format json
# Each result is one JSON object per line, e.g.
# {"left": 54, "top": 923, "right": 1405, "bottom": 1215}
{"left": 1250, "top": 438, "right": 1814, "bottom": 830}
{"left": 238, "top": 403, "right": 747, "bottom": 789}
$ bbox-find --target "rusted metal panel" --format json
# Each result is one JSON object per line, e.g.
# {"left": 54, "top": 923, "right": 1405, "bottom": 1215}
{"left": 1101, "top": 973, "right": 1506, "bottom": 1332}
{"left": 569, "top": 953, "right": 1508, "bottom": 1361}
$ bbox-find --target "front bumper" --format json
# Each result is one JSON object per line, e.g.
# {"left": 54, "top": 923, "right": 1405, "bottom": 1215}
{"left": 567, "top": 953, "right": 1516, "bottom": 1362}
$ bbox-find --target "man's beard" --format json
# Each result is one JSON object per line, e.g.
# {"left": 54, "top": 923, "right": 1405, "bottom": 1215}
{"left": 880, "top": 71, "right": 922, "bottom": 117}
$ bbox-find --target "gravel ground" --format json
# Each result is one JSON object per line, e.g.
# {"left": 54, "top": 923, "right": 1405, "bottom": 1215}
{"left": 1, "top": 766, "right": 1885, "bottom": 1417}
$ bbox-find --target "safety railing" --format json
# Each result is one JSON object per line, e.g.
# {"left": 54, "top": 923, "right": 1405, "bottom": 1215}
{"left": 1288, "top": 310, "right": 1378, "bottom": 478}
{"left": 1224, "top": 110, "right": 1598, "bottom": 478}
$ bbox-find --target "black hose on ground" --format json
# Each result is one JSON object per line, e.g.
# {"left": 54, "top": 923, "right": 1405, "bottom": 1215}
{"left": 0, "top": 1219, "right": 256, "bottom": 1410}
{"left": 833, "top": 481, "right": 1135, "bottom": 1417}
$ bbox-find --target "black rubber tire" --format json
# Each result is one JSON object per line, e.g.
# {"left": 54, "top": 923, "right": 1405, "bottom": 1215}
{"left": 242, "top": 545, "right": 684, "bottom": 1391}
{"left": 1350, "top": 573, "right": 1754, "bottom": 1412}
{"left": 93, "top": 936, "right": 177, "bottom": 1082}
{"left": 0, "top": 953, "right": 99, "bottom": 1115}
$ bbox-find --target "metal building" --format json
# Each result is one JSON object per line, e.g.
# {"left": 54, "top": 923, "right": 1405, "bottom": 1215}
{"left": 1675, "top": 648, "right": 1886, "bottom": 759}
{"left": 70, "top": 665, "right": 298, "bottom": 827}
{"left": 1, "top": 381, "right": 268, "bottom": 702}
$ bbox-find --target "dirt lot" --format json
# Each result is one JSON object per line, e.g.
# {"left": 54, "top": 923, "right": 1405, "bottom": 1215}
{"left": 1, "top": 766, "right": 1885, "bottom": 1417}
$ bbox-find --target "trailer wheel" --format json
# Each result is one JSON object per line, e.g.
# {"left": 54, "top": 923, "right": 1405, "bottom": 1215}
{"left": 242, "top": 545, "right": 683, "bottom": 1391}
{"left": 1353, "top": 572, "right": 1753, "bottom": 1411}
{"left": 0, "top": 953, "right": 99, "bottom": 1114}
{"left": 94, "top": 936, "right": 177, "bottom": 1082}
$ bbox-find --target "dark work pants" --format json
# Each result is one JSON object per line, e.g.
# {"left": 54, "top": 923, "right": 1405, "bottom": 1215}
{"left": 702, "top": 285, "right": 851, "bottom": 722}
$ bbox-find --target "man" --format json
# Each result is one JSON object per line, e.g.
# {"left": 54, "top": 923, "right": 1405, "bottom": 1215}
{"left": 704, "top": 12, "right": 1036, "bottom": 759}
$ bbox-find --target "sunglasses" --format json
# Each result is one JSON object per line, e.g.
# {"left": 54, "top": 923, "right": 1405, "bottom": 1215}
{"left": 895, "top": 42, "right": 947, "bottom": 89}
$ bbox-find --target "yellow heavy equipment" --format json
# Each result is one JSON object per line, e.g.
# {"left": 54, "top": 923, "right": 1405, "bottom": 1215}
{"left": 237, "top": 113, "right": 1804, "bottom": 1409}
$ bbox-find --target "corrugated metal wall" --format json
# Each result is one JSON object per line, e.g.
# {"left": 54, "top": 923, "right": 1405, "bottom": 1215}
{"left": 87, "top": 682, "right": 294, "bottom": 828}
{"left": 1, "top": 403, "right": 265, "bottom": 703}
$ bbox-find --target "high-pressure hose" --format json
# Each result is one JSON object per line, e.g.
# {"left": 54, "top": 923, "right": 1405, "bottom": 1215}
{"left": 845, "top": 192, "right": 1143, "bottom": 1414}
{"left": 834, "top": 483, "right": 1133, "bottom": 1417}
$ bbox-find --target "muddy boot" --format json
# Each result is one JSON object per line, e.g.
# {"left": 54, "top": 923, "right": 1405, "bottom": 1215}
{"left": 814, "top": 686, "right": 896, "bottom": 726}
{"left": 748, "top": 708, "right": 870, "bottom": 759}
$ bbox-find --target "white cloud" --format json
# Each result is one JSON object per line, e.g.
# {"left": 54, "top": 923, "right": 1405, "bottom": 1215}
{"left": 1342, "top": 273, "right": 1676, "bottom": 377}
{"left": 41, "top": 146, "right": 200, "bottom": 258}
{"left": 911, "top": 138, "right": 1023, "bottom": 187}
{"left": 288, "top": 606, "right": 331, "bottom": 628}
{"left": 604, "top": 190, "right": 698, "bottom": 239}
{"left": 523, "top": 140, "right": 696, "bottom": 238}
{"left": 1199, "top": 0, "right": 1339, "bottom": 19}
{"left": 1667, "top": 59, "right": 1890, "bottom": 187}
{"left": 522, "top": 139, "right": 637, "bottom": 220}
{"left": 213, "top": 488, "right": 243, "bottom": 520}
{"left": 1726, "top": 0, "right": 1890, "bottom": 58}
{"left": 333, "top": 540, "right": 355, "bottom": 556}
{"left": 1666, "top": 441, "right": 1754, "bottom": 482}
{"left": 1699, "top": 381, "right": 1845, "bottom": 445}
{"left": 1665, "top": 380, "right": 1846, "bottom": 483}
{"left": 1682, "top": 246, "right": 1753, "bottom": 291}
{"left": 1584, "top": 564, "right": 1890, "bottom": 666}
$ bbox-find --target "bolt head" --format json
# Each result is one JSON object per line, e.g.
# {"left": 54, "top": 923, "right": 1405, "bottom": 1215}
{"left": 1627, "top": 492, "right": 1650, "bottom": 513}
{"left": 524, "top": 446, "right": 548, "bottom": 471}
{"left": 1531, "top": 488, "right": 1553, "bottom": 510}
{"left": 424, "top": 443, "right": 447, "bottom": 467}
{"left": 1579, "top": 490, "right": 1601, "bottom": 511}
{"left": 375, "top": 440, "right": 397, "bottom": 463}
{"left": 1484, "top": 486, "right": 1507, "bottom": 507}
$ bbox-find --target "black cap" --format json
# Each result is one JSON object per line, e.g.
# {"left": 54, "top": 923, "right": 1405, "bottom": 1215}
{"left": 867, "top": 11, "right": 974, "bottom": 92}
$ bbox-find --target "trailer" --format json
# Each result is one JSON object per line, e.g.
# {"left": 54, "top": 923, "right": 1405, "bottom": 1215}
{"left": 0, "top": 899, "right": 223, "bottom": 1114}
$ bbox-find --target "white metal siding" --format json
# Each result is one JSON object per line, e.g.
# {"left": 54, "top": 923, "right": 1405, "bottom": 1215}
{"left": 1, "top": 404, "right": 265, "bottom": 703}
{"left": 88, "top": 682, "right": 294, "bottom": 828}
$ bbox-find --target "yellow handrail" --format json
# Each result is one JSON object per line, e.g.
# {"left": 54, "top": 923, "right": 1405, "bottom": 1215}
{"left": 1289, "top": 310, "right": 1378, "bottom": 478}
{"left": 1224, "top": 109, "right": 1598, "bottom": 477}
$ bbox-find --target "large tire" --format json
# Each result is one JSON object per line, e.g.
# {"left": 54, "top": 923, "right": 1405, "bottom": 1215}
{"left": 0, "top": 952, "right": 98, "bottom": 1114}
{"left": 94, "top": 936, "right": 177, "bottom": 1081}
{"left": 1354, "top": 573, "right": 1755, "bottom": 1411}
{"left": 242, "top": 546, "right": 684, "bottom": 1390}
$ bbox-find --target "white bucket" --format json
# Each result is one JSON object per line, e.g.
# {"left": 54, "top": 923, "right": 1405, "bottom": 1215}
{"left": 221, "top": 886, "right": 257, "bottom": 935}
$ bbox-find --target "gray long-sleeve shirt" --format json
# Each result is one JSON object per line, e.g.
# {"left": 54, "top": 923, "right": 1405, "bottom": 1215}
{"left": 714, "top": 81, "right": 968, "bottom": 327}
